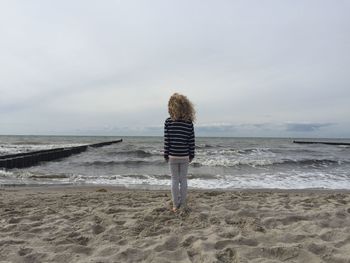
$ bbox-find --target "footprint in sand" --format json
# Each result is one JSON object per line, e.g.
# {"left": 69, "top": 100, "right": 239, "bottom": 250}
{"left": 118, "top": 239, "right": 128, "bottom": 245}
{"left": 68, "top": 231, "right": 89, "bottom": 246}
{"left": 27, "top": 215, "right": 44, "bottom": 221}
{"left": 114, "top": 220, "right": 126, "bottom": 226}
{"left": 209, "top": 216, "right": 221, "bottom": 224}
{"left": 92, "top": 224, "right": 105, "bottom": 235}
{"left": 335, "top": 209, "right": 347, "bottom": 219}
{"left": 279, "top": 215, "right": 309, "bottom": 225}
{"left": 154, "top": 236, "right": 179, "bottom": 252}
{"left": 260, "top": 245, "right": 300, "bottom": 261}
{"left": 307, "top": 242, "right": 332, "bottom": 256}
{"left": 215, "top": 237, "right": 258, "bottom": 249}
{"left": 216, "top": 247, "right": 239, "bottom": 263}
{"left": 8, "top": 217, "right": 21, "bottom": 224}
{"left": 22, "top": 252, "right": 48, "bottom": 263}
{"left": 215, "top": 240, "right": 237, "bottom": 250}
{"left": 70, "top": 244, "right": 93, "bottom": 255}
{"left": 218, "top": 228, "right": 239, "bottom": 238}
{"left": 181, "top": 235, "right": 199, "bottom": 248}
{"left": 18, "top": 247, "right": 33, "bottom": 256}
{"left": 117, "top": 248, "right": 149, "bottom": 262}
{"left": 0, "top": 240, "right": 25, "bottom": 249}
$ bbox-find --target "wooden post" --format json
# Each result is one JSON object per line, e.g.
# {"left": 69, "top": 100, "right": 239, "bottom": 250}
{"left": 0, "top": 139, "right": 123, "bottom": 169}
{"left": 293, "top": 140, "right": 350, "bottom": 146}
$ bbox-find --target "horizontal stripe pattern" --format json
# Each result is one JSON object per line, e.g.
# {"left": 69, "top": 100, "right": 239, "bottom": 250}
{"left": 164, "top": 118, "right": 195, "bottom": 159}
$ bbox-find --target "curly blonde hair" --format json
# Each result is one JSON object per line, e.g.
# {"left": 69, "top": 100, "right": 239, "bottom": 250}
{"left": 168, "top": 93, "right": 196, "bottom": 122}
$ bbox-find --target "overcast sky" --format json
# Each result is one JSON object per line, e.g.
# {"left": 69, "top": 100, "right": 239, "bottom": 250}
{"left": 1, "top": 0, "right": 349, "bottom": 137}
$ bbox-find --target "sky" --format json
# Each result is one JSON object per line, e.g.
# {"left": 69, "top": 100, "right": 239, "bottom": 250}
{"left": 0, "top": 0, "right": 349, "bottom": 138}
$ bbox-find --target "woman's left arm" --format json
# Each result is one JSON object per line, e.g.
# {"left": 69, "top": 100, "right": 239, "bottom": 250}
{"left": 189, "top": 123, "right": 195, "bottom": 162}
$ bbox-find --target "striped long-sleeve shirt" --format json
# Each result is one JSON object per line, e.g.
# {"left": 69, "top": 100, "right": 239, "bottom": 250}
{"left": 164, "top": 117, "right": 195, "bottom": 159}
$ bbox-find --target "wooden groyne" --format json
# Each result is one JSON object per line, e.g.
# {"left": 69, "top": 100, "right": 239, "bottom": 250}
{"left": 0, "top": 139, "right": 122, "bottom": 169}
{"left": 293, "top": 140, "right": 350, "bottom": 146}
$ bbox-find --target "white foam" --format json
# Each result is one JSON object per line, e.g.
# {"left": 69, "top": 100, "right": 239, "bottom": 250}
{"left": 0, "top": 170, "right": 14, "bottom": 177}
{"left": 64, "top": 171, "right": 350, "bottom": 190}
{"left": 197, "top": 156, "right": 278, "bottom": 167}
{"left": 1, "top": 170, "right": 350, "bottom": 189}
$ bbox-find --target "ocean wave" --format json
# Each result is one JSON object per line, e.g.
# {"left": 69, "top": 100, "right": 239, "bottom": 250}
{"left": 198, "top": 148, "right": 276, "bottom": 157}
{"left": 79, "top": 159, "right": 165, "bottom": 167}
{"left": 106, "top": 150, "right": 154, "bottom": 158}
{"left": 0, "top": 169, "right": 14, "bottom": 177}
{"left": 77, "top": 157, "right": 346, "bottom": 168}
{"left": 12, "top": 141, "right": 46, "bottom": 145}
{"left": 195, "top": 159, "right": 275, "bottom": 167}
{"left": 196, "top": 144, "right": 215, "bottom": 149}
{"left": 28, "top": 174, "right": 70, "bottom": 179}
{"left": 282, "top": 159, "right": 344, "bottom": 166}
{"left": 192, "top": 158, "right": 346, "bottom": 168}
{"left": 40, "top": 173, "right": 220, "bottom": 181}
{"left": 237, "top": 148, "right": 270, "bottom": 154}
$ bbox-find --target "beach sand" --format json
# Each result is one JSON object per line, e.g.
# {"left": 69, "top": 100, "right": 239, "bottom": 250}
{"left": 1, "top": 186, "right": 350, "bottom": 263}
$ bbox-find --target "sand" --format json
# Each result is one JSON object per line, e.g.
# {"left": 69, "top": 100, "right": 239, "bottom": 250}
{"left": 1, "top": 186, "right": 350, "bottom": 263}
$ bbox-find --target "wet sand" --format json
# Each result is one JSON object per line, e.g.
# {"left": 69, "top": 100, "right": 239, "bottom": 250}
{"left": 1, "top": 186, "right": 350, "bottom": 262}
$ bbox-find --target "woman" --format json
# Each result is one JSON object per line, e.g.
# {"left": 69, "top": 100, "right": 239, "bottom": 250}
{"left": 164, "top": 93, "right": 196, "bottom": 212}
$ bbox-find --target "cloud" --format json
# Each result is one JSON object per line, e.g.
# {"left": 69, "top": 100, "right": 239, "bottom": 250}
{"left": 0, "top": 1, "right": 349, "bottom": 137}
{"left": 195, "top": 123, "right": 283, "bottom": 137}
{"left": 196, "top": 123, "right": 236, "bottom": 133}
{"left": 285, "top": 123, "right": 333, "bottom": 132}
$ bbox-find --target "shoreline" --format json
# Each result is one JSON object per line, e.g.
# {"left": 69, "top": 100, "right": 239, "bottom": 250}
{"left": 2, "top": 184, "right": 350, "bottom": 194}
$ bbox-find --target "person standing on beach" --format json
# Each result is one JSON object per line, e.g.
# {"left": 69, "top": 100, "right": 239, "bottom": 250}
{"left": 164, "top": 93, "right": 196, "bottom": 212}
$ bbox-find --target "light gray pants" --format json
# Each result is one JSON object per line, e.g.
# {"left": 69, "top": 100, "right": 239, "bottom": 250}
{"left": 169, "top": 158, "right": 189, "bottom": 208}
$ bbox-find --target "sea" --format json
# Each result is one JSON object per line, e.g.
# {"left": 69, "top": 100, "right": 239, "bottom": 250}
{"left": 1, "top": 135, "right": 350, "bottom": 190}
